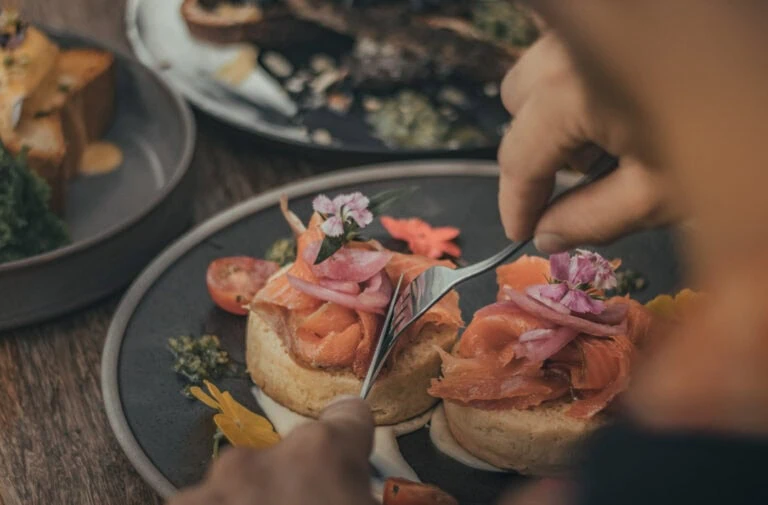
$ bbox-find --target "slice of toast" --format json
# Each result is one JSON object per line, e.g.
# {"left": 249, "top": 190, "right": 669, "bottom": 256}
{"left": 35, "top": 49, "right": 116, "bottom": 178}
{"left": 0, "top": 27, "right": 61, "bottom": 132}
{"left": 180, "top": 0, "right": 332, "bottom": 47}
{"left": 53, "top": 49, "right": 116, "bottom": 142}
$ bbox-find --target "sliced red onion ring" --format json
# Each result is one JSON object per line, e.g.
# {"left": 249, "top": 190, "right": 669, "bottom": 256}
{"left": 502, "top": 288, "right": 627, "bottom": 337}
{"left": 584, "top": 301, "right": 629, "bottom": 325}
{"left": 318, "top": 279, "right": 361, "bottom": 295}
{"left": 303, "top": 242, "right": 393, "bottom": 282}
{"left": 525, "top": 284, "right": 571, "bottom": 314}
{"left": 287, "top": 271, "right": 391, "bottom": 314}
{"left": 514, "top": 327, "right": 580, "bottom": 362}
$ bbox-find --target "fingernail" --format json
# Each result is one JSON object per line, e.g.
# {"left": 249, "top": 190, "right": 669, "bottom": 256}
{"left": 533, "top": 233, "right": 567, "bottom": 253}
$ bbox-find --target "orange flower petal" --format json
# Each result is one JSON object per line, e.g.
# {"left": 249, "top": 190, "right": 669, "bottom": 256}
{"left": 429, "top": 227, "right": 461, "bottom": 241}
{"left": 381, "top": 216, "right": 461, "bottom": 259}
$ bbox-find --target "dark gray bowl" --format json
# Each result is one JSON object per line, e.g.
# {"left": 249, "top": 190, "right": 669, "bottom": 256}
{"left": 0, "top": 29, "right": 196, "bottom": 330}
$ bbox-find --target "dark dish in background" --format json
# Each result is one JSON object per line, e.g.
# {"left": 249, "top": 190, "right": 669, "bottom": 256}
{"left": 0, "top": 25, "right": 195, "bottom": 330}
{"left": 129, "top": 0, "right": 538, "bottom": 154}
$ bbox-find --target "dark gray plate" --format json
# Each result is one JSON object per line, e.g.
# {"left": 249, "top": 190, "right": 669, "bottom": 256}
{"left": 102, "top": 161, "right": 681, "bottom": 505}
{"left": 0, "top": 29, "right": 196, "bottom": 330}
{"left": 126, "top": 0, "right": 504, "bottom": 158}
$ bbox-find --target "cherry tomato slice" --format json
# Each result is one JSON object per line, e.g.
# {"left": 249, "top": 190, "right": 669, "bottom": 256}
{"left": 206, "top": 257, "right": 280, "bottom": 315}
{"left": 383, "top": 478, "right": 458, "bottom": 505}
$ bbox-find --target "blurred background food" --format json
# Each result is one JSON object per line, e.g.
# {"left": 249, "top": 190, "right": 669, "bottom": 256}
{"left": 180, "top": 0, "right": 540, "bottom": 149}
{"left": 0, "top": 9, "right": 121, "bottom": 263}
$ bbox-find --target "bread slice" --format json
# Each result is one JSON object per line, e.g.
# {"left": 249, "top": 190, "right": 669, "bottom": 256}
{"left": 54, "top": 49, "right": 115, "bottom": 142}
{"left": 443, "top": 399, "right": 604, "bottom": 476}
{"left": 0, "top": 27, "right": 61, "bottom": 132}
{"left": 180, "top": 0, "right": 330, "bottom": 47}
{"left": 247, "top": 303, "right": 458, "bottom": 425}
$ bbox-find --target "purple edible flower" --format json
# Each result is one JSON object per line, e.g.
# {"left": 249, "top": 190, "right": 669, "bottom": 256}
{"left": 528, "top": 250, "right": 617, "bottom": 314}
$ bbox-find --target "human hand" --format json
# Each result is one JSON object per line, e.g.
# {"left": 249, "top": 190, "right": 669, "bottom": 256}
{"left": 498, "top": 33, "right": 677, "bottom": 253}
{"left": 168, "top": 396, "right": 377, "bottom": 505}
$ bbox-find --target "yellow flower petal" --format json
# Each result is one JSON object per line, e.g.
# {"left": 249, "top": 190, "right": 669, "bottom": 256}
{"left": 221, "top": 391, "right": 275, "bottom": 431}
{"left": 214, "top": 413, "right": 280, "bottom": 449}
{"left": 646, "top": 289, "right": 702, "bottom": 318}
{"left": 645, "top": 294, "right": 675, "bottom": 317}
{"left": 190, "top": 386, "right": 221, "bottom": 411}
{"left": 203, "top": 380, "right": 226, "bottom": 405}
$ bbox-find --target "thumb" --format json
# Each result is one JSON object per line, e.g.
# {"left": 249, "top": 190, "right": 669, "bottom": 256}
{"left": 318, "top": 395, "right": 375, "bottom": 462}
{"left": 533, "top": 158, "right": 674, "bottom": 253}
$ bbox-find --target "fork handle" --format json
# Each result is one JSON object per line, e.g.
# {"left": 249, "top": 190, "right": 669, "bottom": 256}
{"left": 458, "top": 153, "right": 619, "bottom": 281}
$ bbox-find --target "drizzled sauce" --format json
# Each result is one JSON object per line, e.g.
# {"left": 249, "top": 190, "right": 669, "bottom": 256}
{"left": 79, "top": 141, "right": 123, "bottom": 175}
{"left": 251, "top": 387, "right": 434, "bottom": 501}
{"left": 216, "top": 46, "right": 258, "bottom": 86}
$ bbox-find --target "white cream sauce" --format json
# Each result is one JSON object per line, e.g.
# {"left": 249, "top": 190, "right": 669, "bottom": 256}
{"left": 428, "top": 404, "right": 506, "bottom": 473}
{"left": 252, "top": 387, "right": 432, "bottom": 486}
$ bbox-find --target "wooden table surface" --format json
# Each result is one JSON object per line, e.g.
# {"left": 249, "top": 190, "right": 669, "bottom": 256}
{"left": 0, "top": 1, "right": 350, "bottom": 503}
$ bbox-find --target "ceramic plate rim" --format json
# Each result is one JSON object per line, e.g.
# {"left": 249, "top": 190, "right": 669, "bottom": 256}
{"left": 0, "top": 26, "right": 197, "bottom": 274}
{"left": 101, "top": 160, "right": 580, "bottom": 498}
{"left": 124, "top": 0, "right": 500, "bottom": 157}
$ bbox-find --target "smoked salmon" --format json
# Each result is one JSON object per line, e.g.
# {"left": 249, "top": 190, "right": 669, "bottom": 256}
{"left": 254, "top": 206, "right": 463, "bottom": 378}
{"left": 430, "top": 253, "right": 656, "bottom": 419}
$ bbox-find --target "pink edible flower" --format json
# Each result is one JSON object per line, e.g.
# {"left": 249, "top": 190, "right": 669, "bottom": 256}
{"left": 312, "top": 192, "right": 374, "bottom": 237}
{"left": 528, "top": 250, "right": 618, "bottom": 315}
{"left": 575, "top": 249, "right": 618, "bottom": 290}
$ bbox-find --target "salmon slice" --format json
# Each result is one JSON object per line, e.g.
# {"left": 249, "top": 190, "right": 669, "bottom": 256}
{"left": 616, "top": 297, "right": 657, "bottom": 347}
{"left": 386, "top": 253, "right": 464, "bottom": 330}
{"left": 289, "top": 302, "right": 362, "bottom": 368}
{"left": 496, "top": 255, "right": 551, "bottom": 300}
{"left": 458, "top": 304, "right": 551, "bottom": 361}
{"left": 257, "top": 211, "right": 462, "bottom": 377}
{"left": 297, "top": 302, "right": 359, "bottom": 337}
{"left": 430, "top": 253, "right": 645, "bottom": 418}
{"left": 352, "top": 310, "right": 382, "bottom": 378}
{"left": 429, "top": 351, "right": 568, "bottom": 406}
{"left": 566, "top": 335, "right": 632, "bottom": 419}
{"left": 295, "top": 321, "right": 362, "bottom": 368}
{"left": 255, "top": 214, "right": 326, "bottom": 311}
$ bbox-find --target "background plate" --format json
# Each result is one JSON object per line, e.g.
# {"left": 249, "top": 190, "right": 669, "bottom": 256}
{"left": 0, "top": 29, "right": 196, "bottom": 330}
{"left": 125, "top": 0, "right": 505, "bottom": 158}
{"left": 103, "top": 161, "right": 681, "bottom": 505}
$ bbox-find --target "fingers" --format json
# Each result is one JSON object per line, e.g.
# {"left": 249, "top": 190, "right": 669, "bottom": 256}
{"left": 498, "top": 90, "right": 585, "bottom": 241}
{"left": 318, "top": 395, "right": 375, "bottom": 462}
{"left": 501, "top": 34, "right": 572, "bottom": 115}
{"left": 532, "top": 158, "right": 673, "bottom": 253}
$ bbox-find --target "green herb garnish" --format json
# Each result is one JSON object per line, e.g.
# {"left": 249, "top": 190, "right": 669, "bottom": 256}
{"left": 607, "top": 269, "right": 648, "bottom": 297}
{"left": 0, "top": 144, "right": 69, "bottom": 264}
{"left": 168, "top": 334, "right": 246, "bottom": 397}
{"left": 264, "top": 237, "right": 296, "bottom": 266}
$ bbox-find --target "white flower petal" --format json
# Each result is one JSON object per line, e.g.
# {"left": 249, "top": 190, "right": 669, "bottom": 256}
{"left": 312, "top": 194, "right": 337, "bottom": 215}
{"left": 321, "top": 216, "right": 345, "bottom": 237}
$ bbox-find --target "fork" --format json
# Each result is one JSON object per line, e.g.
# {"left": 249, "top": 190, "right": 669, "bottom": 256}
{"left": 359, "top": 153, "right": 619, "bottom": 399}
